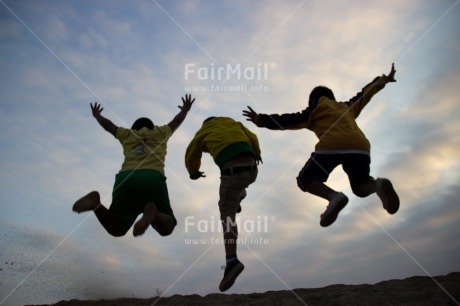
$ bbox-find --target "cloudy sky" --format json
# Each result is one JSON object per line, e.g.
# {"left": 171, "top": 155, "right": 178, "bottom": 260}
{"left": 1, "top": 0, "right": 459, "bottom": 305}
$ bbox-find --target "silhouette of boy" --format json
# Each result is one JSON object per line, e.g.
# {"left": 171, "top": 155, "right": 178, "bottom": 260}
{"left": 185, "top": 116, "right": 261, "bottom": 291}
{"left": 73, "top": 94, "right": 195, "bottom": 237}
{"left": 244, "top": 64, "right": 399, "bottom": 227}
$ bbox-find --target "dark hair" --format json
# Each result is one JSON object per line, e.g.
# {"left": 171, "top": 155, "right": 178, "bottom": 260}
{"left": 309, "top": 86, "right": 335, "bottom": 108}
{"left": 131, "top": 117, "right": 154, "bottom": 130}
{"left": 203, "top": 117, "right": 216, "bottom": 124}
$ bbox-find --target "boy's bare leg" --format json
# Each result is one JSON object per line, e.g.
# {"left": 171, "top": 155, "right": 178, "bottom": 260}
{"left": 73, "top": 191, "right": 100, "bottom": 212}
{"left": 305, "top": 181, "right": 336, "bottom": 200}
{"left": 152, "top": 212, "right": 175, "bottom": 236}
{"left": 73, "top": 191, "right": 126, "bottom": 237}
{"left": 358, "top": 179, "right": 377, "bottom": 197}
{"left": 133, "top": 203, "right": 175, "bottom": 237}
{"left": 133, "top": 203, "right": 158, "bottom": 237}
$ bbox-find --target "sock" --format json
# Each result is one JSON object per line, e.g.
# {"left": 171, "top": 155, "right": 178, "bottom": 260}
{"left": 327, "top": 191, "right": 338, "bottom": 201}
{"left": 226, "top": 255, "right": 237, "bottom": 265}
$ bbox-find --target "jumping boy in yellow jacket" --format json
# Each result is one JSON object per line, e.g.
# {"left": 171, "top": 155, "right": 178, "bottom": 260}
{"left": 243, "top": 64, "right": 399, "bottom": 227}
{"left": 185, "top": 117, "right": 261, "bottom": 292}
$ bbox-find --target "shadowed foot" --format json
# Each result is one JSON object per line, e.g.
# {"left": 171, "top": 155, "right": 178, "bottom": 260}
{"left": 133, "top": 203, "right": 158, "bottom": 237}
{"left": 219, "top": 259, "right": 245, "bottom": 292}
{"left": 376, "top": 178, "right": 400, "bottom": 214}
{"left": 320, "top": 192, "right": 348, "bottom": 227}
{"left": 73, "top": 191, "right": 100, "bottom": 213}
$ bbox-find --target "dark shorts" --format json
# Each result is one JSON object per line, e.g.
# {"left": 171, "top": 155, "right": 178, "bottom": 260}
{"left": 110, "top": 169, "right": 177, "bottom": 233}
{"left": 296, "top": 153, "right": 373, "bottom": 197}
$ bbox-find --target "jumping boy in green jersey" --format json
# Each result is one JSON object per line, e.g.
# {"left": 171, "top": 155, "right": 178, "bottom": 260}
{"left": 73, "top": 94, "right": 195, "bottom": 237}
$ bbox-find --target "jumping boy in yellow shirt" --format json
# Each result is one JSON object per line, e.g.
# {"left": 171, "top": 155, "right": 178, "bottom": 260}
{"left": 244, "top": 64, "right": 399, "bottom": 227}
{"left": 73, "top": 94, "right": 195, "bottom": 237}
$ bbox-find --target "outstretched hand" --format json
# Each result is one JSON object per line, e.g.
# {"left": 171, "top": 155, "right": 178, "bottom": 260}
{"left": 387, "top": 63, "right": 397, "bottom": 82}
{"left": 168, "top": 94, "right": 195, "bottom": 133}
{"left": 90, "top": 102, "right": 103, "bottom": 118}
{"left": 243, "top": 106, "right": 259, "bottom": 125}
{"left": 89, "top": 102, "right": 118, "bottom": 136}
{"left": 180, "top": 94, "right": 195, "bottom": 112}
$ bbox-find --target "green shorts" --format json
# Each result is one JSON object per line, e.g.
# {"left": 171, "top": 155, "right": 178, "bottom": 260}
{"left": 110, "top": 169, "right": 177, "bottom": 233}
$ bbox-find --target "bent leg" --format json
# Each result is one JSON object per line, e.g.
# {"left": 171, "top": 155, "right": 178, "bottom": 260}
{"left": 133, "top": 203, "right": 157, "bottom": 237}
{"left": 356, "top": 178, "right": 377, "bottom": 197}
{"left": 73, "top": 191, "right": 127, "bottom": 237}
{"left": 133, "top": 203, "right": 175, "bottom": 237}
{"left": 297, "top": 154, "right": 348, "bottom": 227}
{"left": 342, "top": 154, "right": 374, "bottom": 197}
{"left": 94, "top": 205, "right": 128, "bottom": 237}
{"left": 304, "top": 180, "right": 337, "bottom": 200}
{"left": 297, "top": 153, "right": 339, "bottom": 199}
{"left": 152, "top": 212, "right": 175, "bottom": 236}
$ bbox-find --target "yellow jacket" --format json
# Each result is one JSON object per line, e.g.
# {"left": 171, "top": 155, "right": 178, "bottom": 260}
{"left": 185, "top": 117, "right": 261, "bottom": 175}
{"left": 257, "top": 75, "right": 390, "bottom": 152}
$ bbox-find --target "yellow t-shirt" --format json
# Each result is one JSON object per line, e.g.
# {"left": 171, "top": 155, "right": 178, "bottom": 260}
{"left": 116, "top": 125, "right": 172, "bottom": 175}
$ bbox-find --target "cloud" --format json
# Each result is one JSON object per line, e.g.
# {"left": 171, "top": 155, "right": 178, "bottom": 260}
{"left": 1, "top": 1, "right": 460, "bottom": 304}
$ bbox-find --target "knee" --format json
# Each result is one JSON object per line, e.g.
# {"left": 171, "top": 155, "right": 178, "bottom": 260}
{"left": 297, "top": 176, "right": 313, "bottom": 192}
{"left": 351, "top": 177, "right": 375, "bottom": 198}
{"left": 219, "top": 203, "right": 238, "bottom": 220}
{"left": 352, "top": 189, "right": 368, "bottom": 198}
{"left": 297, "top": 176, "right": 321, "bottom": 193}
{"left": 158, "top": 229, "right": 173, "bottom": 237}
{"left": 156, "top": 221, "right": 176, "bottom": 237}
{"left": 351, "top": 184, "right": 372, "bottom": 198}
{"left": 109, "top": 229, "right": 128, "bottom": 237}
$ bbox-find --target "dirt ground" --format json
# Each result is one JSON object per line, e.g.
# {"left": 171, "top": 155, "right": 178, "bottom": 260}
{"left": 30, "top": 272, "right": 460, "bottom": 306}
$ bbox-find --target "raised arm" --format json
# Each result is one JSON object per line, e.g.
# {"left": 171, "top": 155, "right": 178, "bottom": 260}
{"left": 347, "top": 63, "right": 397, "bottom": 117}
{"left": 243, "top": 106, "right": 311, "bottom": 130}
{"left": 168, "top": 94, "right": 195, "bottom": 132}
{"left": 91, "top": 102, "right": 118, "bottom": 137}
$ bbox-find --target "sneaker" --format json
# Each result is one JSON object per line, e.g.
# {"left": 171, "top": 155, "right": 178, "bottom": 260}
{"left": 320, "top": 192, "right": 348, "bottom": 227}
{"left": 376, "top": 178, "right": 399, "bottom": 214}
{"left": 219, "top": 259, "right": 245, "bottom": 292}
